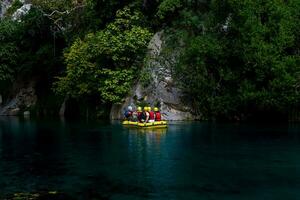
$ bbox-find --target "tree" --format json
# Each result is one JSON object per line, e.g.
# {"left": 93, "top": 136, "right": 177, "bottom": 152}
{"left": 0, "top": 19, "right": 20, "bottom": 82}
{"left": 54, "top": 7, "right": 152, "bottom": 103}
{"left": 173, "top": 0, "right": 300, "bottom": 120}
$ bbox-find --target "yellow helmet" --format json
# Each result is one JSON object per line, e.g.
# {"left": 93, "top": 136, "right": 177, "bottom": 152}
{"left": 137, "top": 107, "right": 142, "bottom": 112}
{"left": 148, "top": 107, "right": 151, "bottom": 111}
{"left": 154, "top": 107, "right": 159, "bottom": 112}
{"left": 143, "top": 106, "right": 148, "bottom": 111}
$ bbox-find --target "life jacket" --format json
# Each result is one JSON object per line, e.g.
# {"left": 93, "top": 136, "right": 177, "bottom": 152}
{"left": 155, "top": 112, "right": 161, "bottom": 121}
{"left": 149, "top": 111, "right": 155, "bottom": 120}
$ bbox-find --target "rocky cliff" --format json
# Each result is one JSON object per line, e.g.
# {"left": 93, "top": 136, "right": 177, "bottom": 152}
{"left": 0, "top": 0, "right": 13, "bottom": 18}
{"left": 110, "top": 32, "right": 199, "bottom": 121}
{"left": 12, "top": 3, "right": 31, "bottom": 21}
{"left": 1, "top": 0, "right": 31, "bottom": 19}
{"left": 0, "top": 0, "right": 35, "bottom": 116}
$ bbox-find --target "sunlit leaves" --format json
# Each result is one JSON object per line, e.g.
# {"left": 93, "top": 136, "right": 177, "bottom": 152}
{"left": 54, "top": 7, "right": 152, "bottom": 103}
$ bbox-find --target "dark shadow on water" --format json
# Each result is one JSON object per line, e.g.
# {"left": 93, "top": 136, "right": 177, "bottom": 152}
{"left": 1, "top": 118, "right": 300, "bottom": 199}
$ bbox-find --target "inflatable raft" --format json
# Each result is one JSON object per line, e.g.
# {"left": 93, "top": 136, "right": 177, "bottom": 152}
{"left": 122, "top": 121, "right": 167, "bottom": 128}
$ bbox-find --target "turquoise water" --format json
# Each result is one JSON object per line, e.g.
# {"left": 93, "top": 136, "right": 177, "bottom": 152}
{"left": 0, "top": 117, "right": 300, "bottom": 199}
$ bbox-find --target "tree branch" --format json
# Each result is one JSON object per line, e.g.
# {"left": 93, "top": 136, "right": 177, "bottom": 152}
{"left": 42, "top": 4, "right": 86, "bottom": 18}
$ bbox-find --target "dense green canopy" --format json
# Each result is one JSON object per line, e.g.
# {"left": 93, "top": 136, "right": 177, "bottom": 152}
{"left": 171, "top": 0, "right": 300, "bottom": 120}
{"left": 0, "top": 0, "right": 299, "bottom": 120}
{"left": 53, "top": 7, "right": 152, "bottom": 103}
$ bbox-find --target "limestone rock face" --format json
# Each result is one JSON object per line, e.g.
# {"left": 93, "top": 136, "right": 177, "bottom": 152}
{"left": 0, "top": 0, "right": 13, "bottom": 18}
{"left": 0, "top": 85, "right": 37, "bottom": 116}
{"left": 0, "top": 0, "right": 31, "bottom": 20}
{"left": 110, "top": 31, "right": 199, "bottom": 121}
{"left": 12, "top": 3, "right": 31, "bottom": 21}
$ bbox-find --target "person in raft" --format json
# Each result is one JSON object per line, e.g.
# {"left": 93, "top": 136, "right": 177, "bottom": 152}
{"left": 141, "top": 106, "right": 150, "bottom": 123}
{"left": 148, "top": 107, "right": 155, "bottom": 123}
{"left": 124, "top": 106, "right": 133, "bottom": 120}
{"left": 154, "top": 107, "right": 161, "bottom": 121}
{"left": 137, "top": 106, "right": 143, "bottom": 122}
{"left": 132, "top": 109, "right": 138, "bottom": 122}
{"left": 125, "top": 105, "right": 162, "bottom": 123}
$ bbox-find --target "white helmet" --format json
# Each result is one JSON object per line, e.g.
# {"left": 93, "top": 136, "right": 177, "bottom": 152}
{"left": 128, "top": 106, "right": 133, "bottom": 111}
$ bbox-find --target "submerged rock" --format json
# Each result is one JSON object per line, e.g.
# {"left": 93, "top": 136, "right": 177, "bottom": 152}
{"left": 5, "top": 191, "right": 74, "bottom": 200}
{"left": 110, "top": 31, "right": 200, "bottom": 121}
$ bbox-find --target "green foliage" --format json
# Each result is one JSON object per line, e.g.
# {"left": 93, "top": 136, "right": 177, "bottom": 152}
{"left": 0, "top": 19, "right": 20, "bottom": 82}
{"left": 157, "top": 0, "right": 182, "bottom": 19}
{"left": 98, "top": 69, "right": 135, "bottom": 103}
{"left": 173, "top": 0, "right": 300, "bottom": 119}
{"left": 5, "top": 0, "right": 23, "bottom": 17}
{"left": 84, "top": 0, "right": 141, "bottom": 28}
{"left": 15, "top": 8, "right": 64, "bottom": 77}
{"left": 137, "top": 100, "right": 149, "bottom": 108}
{"left": 30, "top": 0, "right": 77, "bottom": 11}
{"left": 175, "top": 34, "right": 225, "bottom": 116}
{"left": 139, "top": 70, "right": 152, "bottom": 88}
{"left": 156, "top": 0, "right": 209, "bottom": 23}
{"left": 30, "top": 0, "right": 87, "bottom": 37}
{"left": 30, "top": 0, "right": 145, "bottom": 41}
{"left": 1, "top": 0, "right": 298, "bottom": 121}
{"left": 0, "top": 7, "right": 65, "bottom": 103}
{"left": 54, "top": 7, "right": 152, "bottom": 103}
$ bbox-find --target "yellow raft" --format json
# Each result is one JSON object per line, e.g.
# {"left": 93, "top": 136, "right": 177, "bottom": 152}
{"left": 122, "top": 120, "right": 168, "bottom": 128}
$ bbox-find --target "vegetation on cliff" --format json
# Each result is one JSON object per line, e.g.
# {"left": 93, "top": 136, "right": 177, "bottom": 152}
{"left": 169, "top": 0, "right": 300, "bottom": 120}
{"left": 0, "top": 0, "right": 299, "bottom": 121}
{"left": 53, "top": 7, "right": 152, "bottom": 104}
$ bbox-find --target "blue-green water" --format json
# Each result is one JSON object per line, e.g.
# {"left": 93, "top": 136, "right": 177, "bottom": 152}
{"left": 0, "top": 117, "right": 300, "bottom": 199}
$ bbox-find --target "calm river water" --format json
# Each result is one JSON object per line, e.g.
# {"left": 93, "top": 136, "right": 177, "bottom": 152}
{"left": 0, "top": 117, "right": 300, "bottom": 199}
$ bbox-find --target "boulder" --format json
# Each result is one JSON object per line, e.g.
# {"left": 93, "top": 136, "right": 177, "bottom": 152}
{"left": 8, "top": 107, "right": 20, "bottom": 115}
{"left": 0, "top": 84, "right": 37, "bottom": 116}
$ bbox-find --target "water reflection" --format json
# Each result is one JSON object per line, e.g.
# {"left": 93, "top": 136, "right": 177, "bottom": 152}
{"left": 1, "top": 119, "right": 300, "bottom": 199}
{"left": 128, "top": 128, "right": 167, "bottom": 146}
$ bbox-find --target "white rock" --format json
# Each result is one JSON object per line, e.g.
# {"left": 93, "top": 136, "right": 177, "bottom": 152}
{"left": 12, "top": 3, "right": 31, "bottom": 21}
{"left": 0, "top": 0, "right": 13, "bottom": 18}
